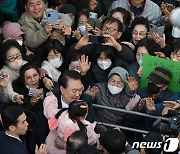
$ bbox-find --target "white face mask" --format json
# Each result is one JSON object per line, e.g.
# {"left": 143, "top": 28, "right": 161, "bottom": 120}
{"left": 108, "top": 83, "right": 123, "bottom": 95}
{"left": 137, "top": 59, "right": 143, "bottom": 66}
{"left": 17, "top": 40, "right": 23, "bottom": 46}
{"left": 9, "top": 59, "right": 23, "bottom": 70}
{"left": 97, "top": 61, "right": 112, "bottom": 70}
{"left": 49, "top": 58, "right": 63, "bottom": 68}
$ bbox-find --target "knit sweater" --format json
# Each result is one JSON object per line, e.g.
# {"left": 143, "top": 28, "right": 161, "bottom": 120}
{"left": 108, "top": 0, "right": 162, "bottom": 25}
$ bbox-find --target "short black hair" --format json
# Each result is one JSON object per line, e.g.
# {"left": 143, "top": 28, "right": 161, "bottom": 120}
{"left": 100, "top": 129, "right": 126, "bottom": 154}
{"left": 92, "top": 44, "right": 116, "bottom": 63}
{"left": 58, "top": 70, "right": 82, "bottom": 88}
{"left": 109, "top": 7, "right": 131, "bottom": 28}
{"left": 173, "top": 39, "right": 180, "bottom": 53}
{"left": 42, "top": 39, "right": 64, "bottom": 61}
{"left": 130, "top": 16, "right": 150, "bottom": 32}
{"left": 143, "top": 132, "right": 163, "bottom": 154}
{"left": 1, "top": 106, "right": 24, "bottom": 130}
{"left": 66, "top": 130, "right": 88, "bottom": 154}
{"left": 135, "top": 38, "right": 161, "bottom": 56}
{"left": 102, "top": 16, "right": 123, "bottom": 32}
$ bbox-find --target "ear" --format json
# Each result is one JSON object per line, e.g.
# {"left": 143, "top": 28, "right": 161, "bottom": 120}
{"left": 25, "top": 5, "right": 27, "bottom": 11}
{"left": 60, "top": 86, "right": 64, "bottom": 94}
{"left": 117, "top": 31, "right": 122, "bottom": 39}
{"left": 9, "top": 125, "right": 16, "bottom": 132}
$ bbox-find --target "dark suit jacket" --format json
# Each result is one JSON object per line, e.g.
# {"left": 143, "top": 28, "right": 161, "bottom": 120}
{"left": 0, "top": 132, "right": 29, "bottom": 154}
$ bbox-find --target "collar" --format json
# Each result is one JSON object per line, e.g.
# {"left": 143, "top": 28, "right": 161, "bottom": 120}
{"left": 5, "top": 132, "right": 22, "bottom": 142}
{"left": 61, "top": 95, "right": 69, "bottom": 108}
{"left": 128, "top": 0, "right": 146, "bottom": 15}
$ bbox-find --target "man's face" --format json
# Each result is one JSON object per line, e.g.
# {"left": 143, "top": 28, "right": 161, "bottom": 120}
{"left": 25, "top": 0, "right": 45, "bottom": 20}
{"left": 101, "top": 22, "right": 122, "bottom": 40}
{"left": 13, "top": 113, "right": 28, "bottom": 136}
{"left": 60, "top": 78, "right": 84, "bottom": 104}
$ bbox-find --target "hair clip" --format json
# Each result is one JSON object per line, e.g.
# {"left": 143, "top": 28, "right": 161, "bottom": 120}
{"left": 80, "top": 105, "right": 88, "bottom": 109}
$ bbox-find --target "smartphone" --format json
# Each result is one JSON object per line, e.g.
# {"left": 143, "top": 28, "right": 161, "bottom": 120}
{"left": 89, "top": 12, "right": 97, "bottom": 19}
{"left": 78, "top": 25, "right": 88, "bottom": 36}
{"left": 166, "top": 3, "right": 174, "bottom": 11}
{"left": 149, "top": 24, "right": 165, "bottom": 37}
{"left": 157, "top": 26, "right": 165, "bottom": 38}
{"left": 149, "top": 24, "right": 157, "bottom": 35}
{"left": 46, "top": 10, "right": 59, "bottom": 24}
{"left": 89, "top": 35, "right": 107, "bottom": 44}
{"left": 125, "top": 94, "right": 141, "bottom": 111}
{"left": 28, "top": 88, "right": 43, "bottom": 97}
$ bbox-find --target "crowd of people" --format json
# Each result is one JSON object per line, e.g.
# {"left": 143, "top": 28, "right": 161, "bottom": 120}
{"left": 0, "top": 0, "right": 179, "bottom": 154}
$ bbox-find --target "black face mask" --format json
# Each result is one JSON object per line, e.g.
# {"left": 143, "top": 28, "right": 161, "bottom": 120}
{"left": 147, "top": 82, "right": 161, "bottom": 95}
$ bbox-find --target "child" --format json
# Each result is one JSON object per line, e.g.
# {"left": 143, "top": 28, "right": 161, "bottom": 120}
{"left": 45, "top": 100, "right": 98, "bottom": 154}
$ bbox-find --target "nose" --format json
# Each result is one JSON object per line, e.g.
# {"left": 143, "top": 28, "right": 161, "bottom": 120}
{"left": 31, "top": 77, "right": 35, "bottom": 82}
{"left": 75, "top": 91, "right": 81, "bottom": 97}
{"left": 25, "top": 121, "right": 28, "bottom": 127}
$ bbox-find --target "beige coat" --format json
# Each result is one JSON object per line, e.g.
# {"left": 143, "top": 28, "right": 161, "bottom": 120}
{"left": 18, "top": 11, "right": 50, "bottom": 48}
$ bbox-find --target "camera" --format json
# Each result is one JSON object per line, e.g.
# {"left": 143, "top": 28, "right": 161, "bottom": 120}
{"left": 153, "top": 112, "right": 180, "bottom": 136}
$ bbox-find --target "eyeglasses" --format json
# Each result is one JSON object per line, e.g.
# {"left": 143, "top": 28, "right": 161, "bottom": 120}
{"left": 102, "top": 26, "right": 118, "bottom": 32}
{"left": 7, "top": 53, "right": 22, "bottom": 62}
{"left": 132, "top": 31, "right": 147, "bottom": 37}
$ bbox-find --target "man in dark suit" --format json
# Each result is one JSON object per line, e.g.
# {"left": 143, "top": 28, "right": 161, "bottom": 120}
{"left": 56, "top": 70, "right": 95, "bottom": 122}
{"left": 0, "top": 106, "right": 47, "bottom": 154}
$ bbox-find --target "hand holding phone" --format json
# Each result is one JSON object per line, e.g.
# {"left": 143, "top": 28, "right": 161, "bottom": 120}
{"left": 28, "top": 88, "right": 43, "bottom": 97}
{"left": 149, "top": 24, "right": 165, "bottom": 37}
{"left": 89, "top": 35, "right": 107, "bottom": 44}
{"left": 125, "top": 94, "right": 141, "bottom": 110}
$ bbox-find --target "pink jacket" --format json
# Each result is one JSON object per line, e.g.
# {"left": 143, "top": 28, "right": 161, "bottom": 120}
{"left": 57, "top": 110, "right": 98, "bottom": 144}
{"left": 43, "top": 94, "right": 60, "bottom": 119}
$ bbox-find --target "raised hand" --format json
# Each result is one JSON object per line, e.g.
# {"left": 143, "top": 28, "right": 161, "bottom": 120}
{"left": 44, "top": 22, "right": 53, "bottom": 35}
{"left": 85, "top": 86, "right": 99, "bottom": 98}
{"left": 62, "top": 25, "right": 72, "bottom": 36}
{"left": 164, "top": 101, "right": 180, "bottom": 109}
{"left": 75, "top": 34, "right": 92, "bottom": 50}
{"left": 152, "top": 33, "right": 166, "bottom": 48}
{"left": 145, "top": 97, "right": 156, "bottom": 112}
{"left": 80, "top": 55, "right": 91, "bottom": 75}
{"left": 14, "top": 94, "right": 24, "bottom": 104}
{"left": 0, "top": 73, "right": 10, "bottom": 89}
{"left": 72, "top": 30, "right": 81, "bottom": 40}
{"left": 53, "top": 20, "right": 64, "bottom": 31}
{"left": 137, "top": 66, "right": 143, "bottom": 77}
{"left": 102, "top": 34, "right": 122, "bottom": 51}
{"left": 35, "top": 144, "right": 47, "bottom": 154}
{"left": 126, "top": 77, "right": 138, "bottom": 92}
